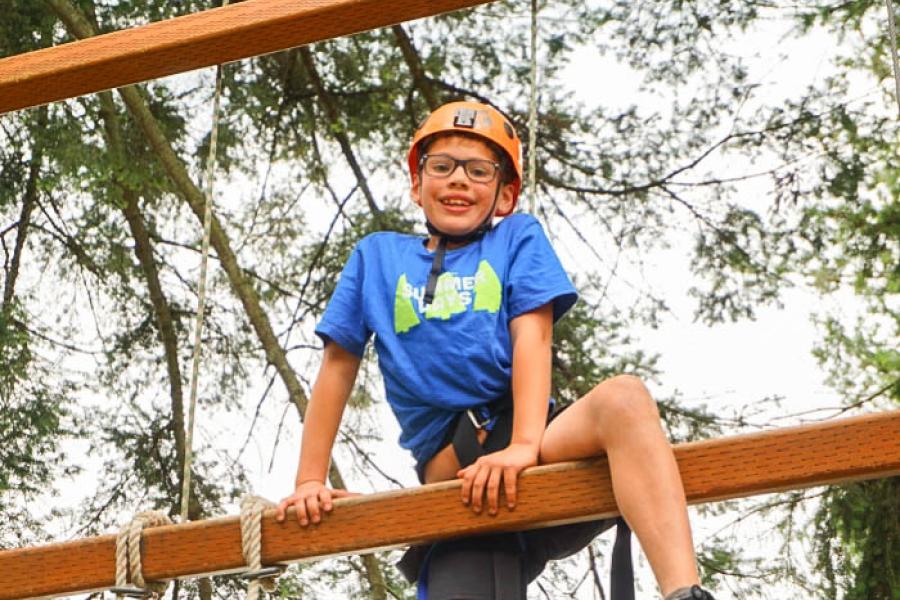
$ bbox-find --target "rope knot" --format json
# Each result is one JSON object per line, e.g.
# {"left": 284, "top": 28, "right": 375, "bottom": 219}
{"left": 240, "top": 495, "right": 283, "bottom": 600}
{"left": 113, "top": 510, "right": 173, "bottom": 599}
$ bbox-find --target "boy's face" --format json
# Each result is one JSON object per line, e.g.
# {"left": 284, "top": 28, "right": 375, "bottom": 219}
{"left": 410, "top": 135, "right": 515, "bottom": 244}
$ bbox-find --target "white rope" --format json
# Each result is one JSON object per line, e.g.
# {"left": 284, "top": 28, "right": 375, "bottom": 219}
{"left": 180, "top": 0, "right": 229, "bottom": 523}
{"left": 527, "top": 0, "right": 540, "bottom": 213}
{"left": 240, "top": 496, "right": 281, "bottom": 600}
{"left": 114, "top": 511, "right": 173, "bottom": 599}
{"left": 886, "top": 0, "right": 900, "bottom": 117}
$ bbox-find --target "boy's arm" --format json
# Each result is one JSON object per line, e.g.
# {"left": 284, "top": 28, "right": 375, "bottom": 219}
{"left": 458, "top": 302, "right": 553, "bottom": 515}
{"left": 276, "top": 340, "right": 361, "bottom": 525}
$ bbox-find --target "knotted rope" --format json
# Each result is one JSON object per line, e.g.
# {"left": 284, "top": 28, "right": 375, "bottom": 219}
{"left": 113, "top": 511, "right": 172, "bottom": 599}
{"left": 240, "top": 495, "right": 282, "bottom": 600}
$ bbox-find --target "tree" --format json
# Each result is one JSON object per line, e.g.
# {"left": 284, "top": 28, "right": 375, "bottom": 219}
{"left": 2, "top": 0, "right": 897, "bottom": 597}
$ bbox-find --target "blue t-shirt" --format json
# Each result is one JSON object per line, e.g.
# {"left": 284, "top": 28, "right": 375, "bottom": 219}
{"left": 316, "top": 214, "right": 577, "bottom": 464}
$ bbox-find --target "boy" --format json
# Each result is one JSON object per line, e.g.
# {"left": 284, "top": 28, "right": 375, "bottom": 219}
{"left": 276, "top": 101, "right": 715, "bottom": 600}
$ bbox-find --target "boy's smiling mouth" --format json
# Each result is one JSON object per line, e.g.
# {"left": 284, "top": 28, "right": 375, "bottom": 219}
{"left": 439, "top": 196, "right": 474, "bottom": 207}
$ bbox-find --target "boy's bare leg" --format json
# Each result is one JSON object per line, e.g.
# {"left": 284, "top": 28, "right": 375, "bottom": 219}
{"left": 539, "top": 375, "right": 700, "bottom": 597}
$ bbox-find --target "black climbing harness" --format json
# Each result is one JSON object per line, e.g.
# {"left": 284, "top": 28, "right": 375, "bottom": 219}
{"left": 399, "top": 395, "right": 635, "bottom": 600}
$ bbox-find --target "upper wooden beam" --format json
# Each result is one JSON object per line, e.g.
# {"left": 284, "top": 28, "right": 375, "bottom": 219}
{"left": 2, "top": 410, "right": 898, "bottom": 600}
{"left": 0, "top": 0, "right": 492, "bottom": 115}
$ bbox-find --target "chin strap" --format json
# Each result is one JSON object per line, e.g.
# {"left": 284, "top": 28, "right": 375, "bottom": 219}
{"left": 423, "top": 234, "right": 449, "bottom": 306}
{"left": 423, "top": 226, "right": 485, "bottom": 306}
{"left": 422, "top": 184, "right": 502, "bottom": 306}
{"left": 423, "top": 223, "right": 491, "bottom": 306}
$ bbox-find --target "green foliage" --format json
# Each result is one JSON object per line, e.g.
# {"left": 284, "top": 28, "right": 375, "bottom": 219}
{"left": 0, "top": 304, "right": 74, "bottom": 524}
{"left": 0, "top": 304, "right": 31, "bottom": 396}
{"left": 552, "top": 297, "right": 661, "bottom": 405}
{"left": 2, "top": 0, "right": 898, "bottom": 596}
{"left": 815, "top": 478, "right": 900, "bottom": 600}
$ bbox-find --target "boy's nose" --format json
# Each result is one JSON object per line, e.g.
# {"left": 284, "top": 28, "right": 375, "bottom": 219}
{"left": 447, "top": 164, "right": 469, "bottom": 184}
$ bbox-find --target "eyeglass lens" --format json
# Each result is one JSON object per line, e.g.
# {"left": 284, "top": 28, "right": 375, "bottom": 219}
{"left": 424, "top": 154, "right": 497, "bottom": 183}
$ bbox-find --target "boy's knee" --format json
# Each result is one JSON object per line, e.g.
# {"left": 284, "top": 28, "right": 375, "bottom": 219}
{"left": 589, "top": 374, "right": 659, "bottom": 426}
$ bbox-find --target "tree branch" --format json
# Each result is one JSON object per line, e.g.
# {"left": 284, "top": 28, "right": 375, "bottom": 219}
{"left": 298, "top": 47, "right": 381, "bottom": 216}
{"left": 2, "top": 107, "right": 46, "bottom": 308}
{"left": 392, "top": 25, "right": 439, "bottom": 110}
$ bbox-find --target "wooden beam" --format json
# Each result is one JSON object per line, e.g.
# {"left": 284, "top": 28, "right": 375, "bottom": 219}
{"left": 3, "top": 410, "right": 898, "bottom": 600}
{"left": 0, "top": 0, "right": 492, "bottom": 115}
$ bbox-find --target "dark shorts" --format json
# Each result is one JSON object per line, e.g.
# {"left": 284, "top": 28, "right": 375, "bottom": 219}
{"left": 414, "top": 400, "right": 566, "bottom": 484}
{"left": 425, "top": 519, "right": 616, "bottom": 599}
{"left": 407, "top": 402, "right": 616, "bottom": 598}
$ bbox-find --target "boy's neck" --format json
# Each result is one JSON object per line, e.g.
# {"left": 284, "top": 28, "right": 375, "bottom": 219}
{"left": 425, "top": 236, "right": 473, "bottom": 252}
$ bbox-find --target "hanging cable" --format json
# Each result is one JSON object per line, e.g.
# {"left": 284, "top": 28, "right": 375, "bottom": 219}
{"left": 886, "top": 0, "right": 900, "bottom": 117}
{"left": 180, "top": 1, "right": 229, "bottom": 523}
{"left": 527, "top": 0, "right": 539, "bottom": 213}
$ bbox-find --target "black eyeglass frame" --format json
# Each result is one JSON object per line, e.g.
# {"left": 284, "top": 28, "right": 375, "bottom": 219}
{"left": 419, "top": 153, "right": 501, "bottom": 183}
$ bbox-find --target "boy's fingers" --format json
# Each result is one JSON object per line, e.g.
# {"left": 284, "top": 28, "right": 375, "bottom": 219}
{"left": 319, "top": 488, "right": 333, "bottom": 512}
{"left": 504, "top": 467, "right": 518, "bottom": 508}
{"left": 460, "top": 468, "right": 474, "bottom": 505}
{"left": 486, "top": 468, "right": 502, "bottom": 515}
{"left": 306, "top": 495, "right": 322, "bottom": 524}
{"left": 295, "top": 498, "right": 309, "bottom": 526}
{"left": 471, "top": 467, "right": 489, "bottom": 513}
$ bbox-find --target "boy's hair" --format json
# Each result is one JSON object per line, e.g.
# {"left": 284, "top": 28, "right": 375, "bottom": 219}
{"left": 418, "top": 131, "right": 517, "bottom": 186}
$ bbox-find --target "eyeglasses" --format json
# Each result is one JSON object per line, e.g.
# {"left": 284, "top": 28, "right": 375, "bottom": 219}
{"left": 420, "top": 154, "right": 500, "bottom": 184}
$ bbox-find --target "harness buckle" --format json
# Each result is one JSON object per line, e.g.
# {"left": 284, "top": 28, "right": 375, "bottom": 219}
{"left": 466, "top": 408, "right": 492, "bottom": 430}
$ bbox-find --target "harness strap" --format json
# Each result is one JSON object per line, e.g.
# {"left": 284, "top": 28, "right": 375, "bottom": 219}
{"left": 451, "top": 393, "right": 514, "bottom": 466}
{"left": 491, "top": 546, "right": 528, "bottom": 600}
{"left": 610, "top": 519, "right": 635, "bottom": 600}
{"left": 423, "top": 236, "right": 448, "bottom": 306}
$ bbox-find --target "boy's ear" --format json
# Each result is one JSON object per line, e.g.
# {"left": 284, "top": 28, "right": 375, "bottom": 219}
{"left": 410, "top": 172, "right": 423, "bottom": 207}
{"left": 495, "top": 183, "right": 516, "bottom": 215}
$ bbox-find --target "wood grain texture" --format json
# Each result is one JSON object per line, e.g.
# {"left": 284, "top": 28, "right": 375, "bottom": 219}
{"left": 0, "top": 0, "right": 492, "bottom": 114}
{"left": 2, "top": 410, "right": 898, "bottom": 599}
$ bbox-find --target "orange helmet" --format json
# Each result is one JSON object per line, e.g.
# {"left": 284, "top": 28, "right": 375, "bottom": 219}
{"left": 407, "top": 101, "right": 523, "bottom": 216}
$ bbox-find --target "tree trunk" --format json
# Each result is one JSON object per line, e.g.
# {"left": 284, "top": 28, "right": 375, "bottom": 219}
{"left": 392, "top": 25, "right": 440, "bottom": 110}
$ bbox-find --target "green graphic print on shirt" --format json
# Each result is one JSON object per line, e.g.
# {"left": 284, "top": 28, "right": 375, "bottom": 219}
{"left": 394, "top": 260, "right": 501, "bottom": 333}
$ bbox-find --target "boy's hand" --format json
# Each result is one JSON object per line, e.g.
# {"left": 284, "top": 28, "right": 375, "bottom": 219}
{"left": 275, "top": 480, "right": 358, "bottom": 526}
{"left": 457, "top": 442, "right": 539, "bottom": 516}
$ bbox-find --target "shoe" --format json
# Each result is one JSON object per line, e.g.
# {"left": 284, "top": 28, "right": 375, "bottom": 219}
{"left": 665, "top": 585, "right": 716, "bottom": 600}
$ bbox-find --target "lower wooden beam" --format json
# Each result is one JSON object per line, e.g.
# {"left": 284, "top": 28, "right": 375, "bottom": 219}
{"left": 0, "top": 0, "right": 492, "bottom": 114}
{"left": 2, "top": 410, "right": 898, "bottom": 600}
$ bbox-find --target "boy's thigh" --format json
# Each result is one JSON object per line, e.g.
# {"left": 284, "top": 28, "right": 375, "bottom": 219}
{"left": 540, "top": 375, "right": 657, "bottom": 464}
{"left": 539, "top": 395, "right": 606, "bottom": 465}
